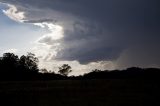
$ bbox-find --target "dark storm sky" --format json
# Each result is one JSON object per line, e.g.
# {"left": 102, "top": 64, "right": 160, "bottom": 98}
{"left": 0, "top": 0, "right": 160, "bottom": 69}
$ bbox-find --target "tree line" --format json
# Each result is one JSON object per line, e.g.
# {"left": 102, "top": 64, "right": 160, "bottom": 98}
{"left": 0, "top": 52, "right": 72, "bottom": 80}
{"left": 0, "top": 52, "right": 160, "bottom": 80}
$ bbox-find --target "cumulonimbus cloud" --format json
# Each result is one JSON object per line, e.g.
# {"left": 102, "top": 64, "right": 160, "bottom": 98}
{"left": 0, "top": 0, "right": 160, "bottom": 70}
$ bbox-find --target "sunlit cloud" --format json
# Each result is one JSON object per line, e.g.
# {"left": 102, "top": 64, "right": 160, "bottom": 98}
{"left": 38, "top": 59, "right": 115, "bottom": 76}
{"left": 35, "top": 23, "right": 64, "bottom": 41}
{"left": 2, "top": 4, "right": 25, "bottom": 22}
{"left": 32, "top": 22, "right": 64, "bottom": 61}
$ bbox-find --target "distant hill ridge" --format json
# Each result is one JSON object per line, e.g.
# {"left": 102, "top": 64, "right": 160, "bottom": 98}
{"left": 0, "top": 67, "right": 159, "bottom": 81}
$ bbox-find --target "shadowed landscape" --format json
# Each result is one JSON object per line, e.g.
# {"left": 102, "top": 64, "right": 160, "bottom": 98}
{"left": 0, "top": 53, "right": 159, "bottom": 106}
{"left": 0, "top": 0, "right": 159, "bottom": 105}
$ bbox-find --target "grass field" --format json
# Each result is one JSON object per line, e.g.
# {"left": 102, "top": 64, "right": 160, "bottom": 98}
{"left": 0, "top": 79, "right": 158, "bottom": 106}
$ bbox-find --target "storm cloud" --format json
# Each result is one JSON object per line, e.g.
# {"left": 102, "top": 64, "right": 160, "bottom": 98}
{"left": 0, "top": 0, "right": 160, "bottom": 69}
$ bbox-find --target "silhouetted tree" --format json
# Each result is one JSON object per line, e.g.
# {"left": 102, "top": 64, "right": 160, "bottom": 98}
{"left": 0, "top": 53, "right": 19, "bottom": 72}
{"left": 58, "top": 64, "right": 72, "bottom": 76}
{"left": 19, "top": 53, "right": 39, "bottom": 73}
{"left": 92, "top": 69, "right": 101, "bottom": 72}
{"left": 40, "top": 68, "right": 48, "bottom": 73}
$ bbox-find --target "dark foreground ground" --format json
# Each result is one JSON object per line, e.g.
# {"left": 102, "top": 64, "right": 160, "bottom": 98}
{"left": 0, "top": 79, "right": 159, "bottom": 106}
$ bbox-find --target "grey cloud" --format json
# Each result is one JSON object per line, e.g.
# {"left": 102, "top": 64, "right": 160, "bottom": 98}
{"left": 38, "top": 36, "right": 60, "bottom": 45}
{"left": 116, "top": 43, "right": 160, "bottom": 69}
{"left": 1, "top": 0, "right": 160, "bottom": 68}
{"left": 54, "top": 21, "right": 124, "bottom": 63}
{"left": 24, "top": 19, "right": 56, "bottom": 23}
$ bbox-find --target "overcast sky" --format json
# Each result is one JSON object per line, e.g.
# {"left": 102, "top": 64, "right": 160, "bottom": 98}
{"left": 0, "top": 0, "right": 159, "bottom": 75}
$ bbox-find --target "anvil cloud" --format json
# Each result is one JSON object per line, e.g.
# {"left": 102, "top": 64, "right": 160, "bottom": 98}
{"left": 0, "top": 0, "right": 160, "bottom": 74}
